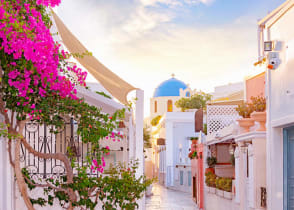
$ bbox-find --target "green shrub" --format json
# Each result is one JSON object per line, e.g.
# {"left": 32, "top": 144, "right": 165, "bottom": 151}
{"left": 151, "top": 115, "right": 162, "bottom": 126}
{"left": 205, "top": 171, "right": 216, "bottom": 187}
{"left": 223, "top": 178, "right": 233, "bottom": 192}
{"left": 215, "top": 177, "right": 233, "bottom": 192}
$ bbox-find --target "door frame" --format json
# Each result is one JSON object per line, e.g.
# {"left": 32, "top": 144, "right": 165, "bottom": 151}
{"left": 283, "top": 126, "right": 294, "bottom": 210}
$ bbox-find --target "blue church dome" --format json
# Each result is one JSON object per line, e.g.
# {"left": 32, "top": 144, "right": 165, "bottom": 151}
{"left": 153, "top": 77, "right": 188, "bottom": 97}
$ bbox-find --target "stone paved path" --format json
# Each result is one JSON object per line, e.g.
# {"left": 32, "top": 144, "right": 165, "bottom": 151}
{"left": 146, "top": 183, "right": 198, "bottom": 210}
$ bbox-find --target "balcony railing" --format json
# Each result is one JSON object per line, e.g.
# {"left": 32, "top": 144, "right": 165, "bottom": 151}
{"left": 207, "top": 105, "right": 239, "bottom": 135}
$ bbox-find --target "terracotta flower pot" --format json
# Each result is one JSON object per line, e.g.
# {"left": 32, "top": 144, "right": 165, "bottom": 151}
{"left": 237, "top": 118, "right": 255, "bottom": 133}
{"left": 251, "top": 111, "right": 266, "bottom": 131}
{"left": 192, "top": 140, "right": 198, "bottom": 145}
{"left": 205, "top": 167, "right": 215, "bottom": 174}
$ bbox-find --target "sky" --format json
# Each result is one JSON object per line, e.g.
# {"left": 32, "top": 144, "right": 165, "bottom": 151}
{"left": 57, "top": 0, "right": 285, "bottom": 116}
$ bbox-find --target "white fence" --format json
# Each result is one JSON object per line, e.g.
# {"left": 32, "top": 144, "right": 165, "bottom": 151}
{"left": 207, "top": 105, "right": 239, "bottom": 135}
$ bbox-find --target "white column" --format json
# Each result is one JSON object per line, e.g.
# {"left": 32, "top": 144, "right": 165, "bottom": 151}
{"left": 0, "top": 139, "right": 14, "bottom": 210}
{"left": 0, "top": 113, "right": 14, "bottom": 210}
{"left": 135, "top": 89, "right": 145, "bottom": 210}
{"left": 135, "top": 89, "right": 144, "bottom": 179}
{"left": 128, "top": 114, "right": 135, "bottom": 160}
{"left": 238, "top": 143, "right": 246, "bottom": 210}
{"left": 234, "top": 147, "right": 240, "bottom": 204}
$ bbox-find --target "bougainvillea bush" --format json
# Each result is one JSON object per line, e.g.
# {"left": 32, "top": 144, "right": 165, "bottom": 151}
{"left": 0, "top": 0, "right": 151, "bottom": 209}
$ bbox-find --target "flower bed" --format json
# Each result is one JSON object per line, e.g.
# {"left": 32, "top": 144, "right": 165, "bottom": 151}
{"left": 205, "top": 172, "right": 233, "bottom": 199}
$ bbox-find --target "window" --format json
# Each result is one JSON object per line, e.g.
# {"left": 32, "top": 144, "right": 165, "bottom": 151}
{"left": 167, "top": 100, "right": 173, "bottom": 112}
{"left": 180, "top": 171, "right": 184, "bottom": 185}
{"left": 154, "top": 101, "right": 157, "bottom": 113}
{"left": 188, "top": 171, "right": 192, "bottom": 186}
{"left": 186, "top": 92, "right": 190, "bottom": 97}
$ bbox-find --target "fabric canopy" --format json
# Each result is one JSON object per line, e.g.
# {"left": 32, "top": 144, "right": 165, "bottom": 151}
{"left": 51, "top": 11, "right": 136, "bottom": 105}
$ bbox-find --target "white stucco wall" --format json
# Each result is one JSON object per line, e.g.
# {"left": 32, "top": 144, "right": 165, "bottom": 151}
{"left": 163, "top": 112, "right": 197, "bottom": 192}
{"left": 150, "top": 87, "right": 197, "bottom": 119}
{"left": 150, "top": 96, "right": 181, "bottom": 119}
{"left": 264, "top": 5, "right": 294, "bottom": 210}
{"left": 211, "top": 82, "right": 244, "bottom": 100}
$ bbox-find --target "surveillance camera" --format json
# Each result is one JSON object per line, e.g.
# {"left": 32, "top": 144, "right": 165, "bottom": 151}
{"left": 270, "top": 58, "right": 279, "bottom": 65}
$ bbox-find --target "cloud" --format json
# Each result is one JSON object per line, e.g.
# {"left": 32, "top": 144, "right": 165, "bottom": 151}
{"left": 140, "top": 0, "right": 215, "bottom": 6}
{"left": 121, "top": 6, "right": 172, "bottom": 36}
{"left": 57, "top": 0, "right": 257, "bottom": 116}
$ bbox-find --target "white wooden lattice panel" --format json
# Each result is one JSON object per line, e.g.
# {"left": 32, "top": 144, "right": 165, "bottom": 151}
{"left": 207, "top": 105, "right": 239, "bottom": 134}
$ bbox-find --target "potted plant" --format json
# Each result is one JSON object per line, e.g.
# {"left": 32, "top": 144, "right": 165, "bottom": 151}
{"left": 188, "top": 151, "right": 197, "bottom": 160}
{"left": 205, "top": 156, "right": 217, "bottom": 174}
{"left": 250, "top": 96, "right": 266, "bottom": 131}
{"left": 190, "top": 137, "right": 198, "bottom": 145}
{"left": 235, "top": 102, "right": 255, "bottom": 133}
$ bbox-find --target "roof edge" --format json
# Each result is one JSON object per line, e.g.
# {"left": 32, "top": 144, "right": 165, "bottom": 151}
{"left": 258, "top": 0, "right": 293, "bottom": 26}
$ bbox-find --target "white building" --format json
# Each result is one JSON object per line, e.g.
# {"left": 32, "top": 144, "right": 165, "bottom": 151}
{"left": 153, "top": 112, "right": 197, "bottom": 193}
{"left": 150, "top": 76, "right": 198, "bottom": 193}
{"left": 210, "top": 82, "right": 244, "bottom": 103}
{"left": 204, "top": 76, "right": 267, "bottom": 210}
{"left": 257, "top": 1, "right": 294, "bottom": 209}
{"left": 150, "top": 75, "right": 197, "bottom": 119}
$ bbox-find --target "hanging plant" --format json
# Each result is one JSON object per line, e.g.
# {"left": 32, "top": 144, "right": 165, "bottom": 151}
{"left": 188, "top": 151, "right": 198, "bottom": 159}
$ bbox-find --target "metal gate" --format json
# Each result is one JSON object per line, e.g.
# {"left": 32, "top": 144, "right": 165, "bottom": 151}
{"left": 20, "top": 119, "right": 98, "bottom": 178}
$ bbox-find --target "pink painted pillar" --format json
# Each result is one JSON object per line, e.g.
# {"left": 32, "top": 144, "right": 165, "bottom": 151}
{"left": 197, "top": 144, "right": 204, "bottom": 209}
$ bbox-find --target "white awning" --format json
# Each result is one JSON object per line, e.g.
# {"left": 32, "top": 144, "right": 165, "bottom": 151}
{"left": 51, "top": 11, "right": 136, "bottom": 105}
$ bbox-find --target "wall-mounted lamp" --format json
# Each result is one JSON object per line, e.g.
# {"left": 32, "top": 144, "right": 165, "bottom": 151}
{"left": 264, "top": 41, "right": 273, "bottom": 51}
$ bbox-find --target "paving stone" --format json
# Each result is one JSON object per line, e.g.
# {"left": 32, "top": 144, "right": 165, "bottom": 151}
{"left": 146, "top": 183, "right": 198, "bottom": 210}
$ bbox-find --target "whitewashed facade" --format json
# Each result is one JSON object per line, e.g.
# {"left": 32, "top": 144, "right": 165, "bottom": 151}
{"left": 257, "top": 1, "right": 294, "bottom": 209}
{"left": 153, "top": 112, "right": 197, "bottom": 193}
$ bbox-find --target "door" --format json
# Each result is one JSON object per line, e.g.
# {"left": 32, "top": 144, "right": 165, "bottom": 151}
{"left": 284, "top": 127, "right": 294, "bottom": 210}
{"left": 193, "top": 176, "right": 197, "bottom": 202}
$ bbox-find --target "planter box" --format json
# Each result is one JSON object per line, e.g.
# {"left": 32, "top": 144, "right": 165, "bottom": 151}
{"left": 223, "top": 191, "right": 232, "bottom": 200}
{"left": 209, "top": 187, "right": 216, "bottom": 194}
{"left": 216, "top": 189, "right": 224, "bottom": 197}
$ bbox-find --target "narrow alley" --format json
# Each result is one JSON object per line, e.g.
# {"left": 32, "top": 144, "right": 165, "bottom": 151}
{"left": 146, "top": 184, "right": 198, "bottom": 210}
